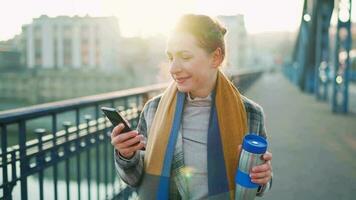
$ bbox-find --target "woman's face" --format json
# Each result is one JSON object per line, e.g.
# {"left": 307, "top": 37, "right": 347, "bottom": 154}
{"left": 166, "top": 32, "right": 218, "bottom": 98}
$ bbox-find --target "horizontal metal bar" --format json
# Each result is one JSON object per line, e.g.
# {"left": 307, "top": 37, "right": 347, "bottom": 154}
{"left": 0, "top": 120, "right": 110, "bottom": 166}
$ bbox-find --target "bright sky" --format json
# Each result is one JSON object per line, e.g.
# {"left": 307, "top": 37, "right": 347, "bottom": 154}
{"left": 0, "top": 0, "right": 354, "bottom": 41}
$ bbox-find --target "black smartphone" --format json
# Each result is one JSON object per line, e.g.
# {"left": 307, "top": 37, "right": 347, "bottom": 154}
{"left": 101, "top": 107, "right": 132, "bottom": 132}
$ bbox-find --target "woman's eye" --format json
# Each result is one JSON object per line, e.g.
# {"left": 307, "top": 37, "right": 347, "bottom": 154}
{"left": 182, "top": 56, "right": 191, "bottom": 61}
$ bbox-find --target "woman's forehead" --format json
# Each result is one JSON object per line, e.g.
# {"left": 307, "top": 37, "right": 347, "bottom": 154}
{"left": 166, "top": 32, "right": 200, "bottom": 53}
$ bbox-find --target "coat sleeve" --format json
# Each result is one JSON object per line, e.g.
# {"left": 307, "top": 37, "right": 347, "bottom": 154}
{"left": 113, "top": 102, "right": 149, "bottom": 187}
{"left": 255, "top": 106, "right": 273, "bottom": 197}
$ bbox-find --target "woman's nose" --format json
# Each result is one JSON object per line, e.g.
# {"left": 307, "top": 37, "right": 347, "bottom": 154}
{"left": 169, "top": 59, "right": 182, "bottom": 74}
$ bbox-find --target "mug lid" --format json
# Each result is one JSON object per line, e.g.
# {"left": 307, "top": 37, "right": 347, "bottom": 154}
{"left": 242, "top": 134, "right": 267, "bottom": 154}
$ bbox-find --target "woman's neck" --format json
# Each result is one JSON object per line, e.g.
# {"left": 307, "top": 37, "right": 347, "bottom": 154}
{"left": 189, "top": 72, "right": 218, "bottom": 99}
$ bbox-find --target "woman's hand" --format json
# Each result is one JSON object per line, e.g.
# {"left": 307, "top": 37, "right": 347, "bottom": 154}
{"left": 250, "top": 151, "right": 272, "bottom": 185}
{"left": 238, "top": 145, "right": 273, "bottom": 185}
{"left": 111, "top": 123, "right": 146, "bottom": 159}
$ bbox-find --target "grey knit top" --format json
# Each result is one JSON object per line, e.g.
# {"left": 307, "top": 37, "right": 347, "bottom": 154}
{"left": 181, "top": 93, "right": 212, "bottom": 199}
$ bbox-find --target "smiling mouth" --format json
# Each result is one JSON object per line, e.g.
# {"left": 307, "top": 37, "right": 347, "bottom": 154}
{"left": 175, "top": 77, "right": 190, "bottom": 83}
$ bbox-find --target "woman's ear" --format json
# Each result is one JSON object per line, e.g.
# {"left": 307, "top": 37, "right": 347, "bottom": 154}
{"left": 211, "top": 48, "right": 223, "bottom": 68}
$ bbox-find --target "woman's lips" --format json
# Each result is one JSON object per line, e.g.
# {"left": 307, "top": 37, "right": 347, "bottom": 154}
{"left": 175, "top": 76, "right": 190, "bottom": 84}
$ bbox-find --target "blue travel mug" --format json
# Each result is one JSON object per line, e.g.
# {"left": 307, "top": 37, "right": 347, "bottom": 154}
{"left": 235, "top": 134, "right": 268, "bottom": 200}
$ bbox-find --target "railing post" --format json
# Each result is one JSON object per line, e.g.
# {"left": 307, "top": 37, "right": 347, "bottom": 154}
{"left": 35, "top": 128, "right": 46, "bottom": 200}
{"left": 104, "top": 118, "right": 109, "bottom": 199}
{"left": 10, "top": 148, "right": 17, "bottom": 196}
{"left": 1, "top": 125, "right": 10, "bottom": 200}
{"left": 75, "top": 108, "right": 82, "bottom": 200}
{"left": 94, "top": 104, "right": 101, "bottom": 200}
{"left": 63, "top": 121, "right": 72, "bottom": 200}
{"left": 108, "top": 112, "right": 116, "bottom": 198}
{"left": 19, "top": 120, "right": 28, "bottom": 200}
{"left": 85, "top": 115, "right": 92, "bottom": 200}
{"left": 52, "top": 114, "right": 59, "bottom": 200}
{"left": 96, "top": 124, "right": 101, "bottom": 200}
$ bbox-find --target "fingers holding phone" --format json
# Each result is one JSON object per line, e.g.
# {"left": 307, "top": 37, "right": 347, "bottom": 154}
{"left": 111, "top": 123, "right": 146, "bottom": 159}
{"left": 111, "top": 123, "right": 126, "bottom": 138}
{"left": 101, "top": 107, "right": 145, "bottom": 159}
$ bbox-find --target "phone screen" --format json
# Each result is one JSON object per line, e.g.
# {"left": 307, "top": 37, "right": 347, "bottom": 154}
{"left": 101, "top": 107, "right": 132, "bottom": 132}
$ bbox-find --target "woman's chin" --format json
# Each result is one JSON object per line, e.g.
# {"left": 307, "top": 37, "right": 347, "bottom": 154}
{"left": 176, "top": 85, "right": 191, "bottom": 93}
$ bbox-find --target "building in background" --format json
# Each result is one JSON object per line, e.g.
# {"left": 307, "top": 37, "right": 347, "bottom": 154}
{"left": 21, "top": 15, "right": 121, "bottom": 70}
{"left": 217, "top": 15, "right": 247, "bottom": 70}
{"left": 0, "top": 36, "right": 22, "bottom": 70}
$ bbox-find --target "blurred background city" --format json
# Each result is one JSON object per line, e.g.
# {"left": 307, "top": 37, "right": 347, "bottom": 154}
{"left": 0, "top": 0, "right": 355, "bottom": 199}
{"left": 0, "top": 0, "right": 300, "bottom": 109}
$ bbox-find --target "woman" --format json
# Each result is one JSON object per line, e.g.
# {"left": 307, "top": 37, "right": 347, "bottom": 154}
{"left": 111, "top": 14, "right": 272, "bottom": 199}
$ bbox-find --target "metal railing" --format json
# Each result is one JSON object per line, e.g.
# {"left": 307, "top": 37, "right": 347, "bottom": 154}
{"left": 0, "top": 70, "right": 263, "bottom": 200}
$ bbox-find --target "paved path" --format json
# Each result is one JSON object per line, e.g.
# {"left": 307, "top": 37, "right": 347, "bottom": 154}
{"left": 244, "top": 71, "right": 356, "bottom": 200}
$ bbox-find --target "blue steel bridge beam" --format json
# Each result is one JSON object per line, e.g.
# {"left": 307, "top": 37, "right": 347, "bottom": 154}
{"left": 314, "top": 0, "right": 334, "bottom": 101}
{"left": 295, "top": 0, "right": 318, "bottom": 93}
{"left": 332, "top": 0, "right": 352, "bottom": 113}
